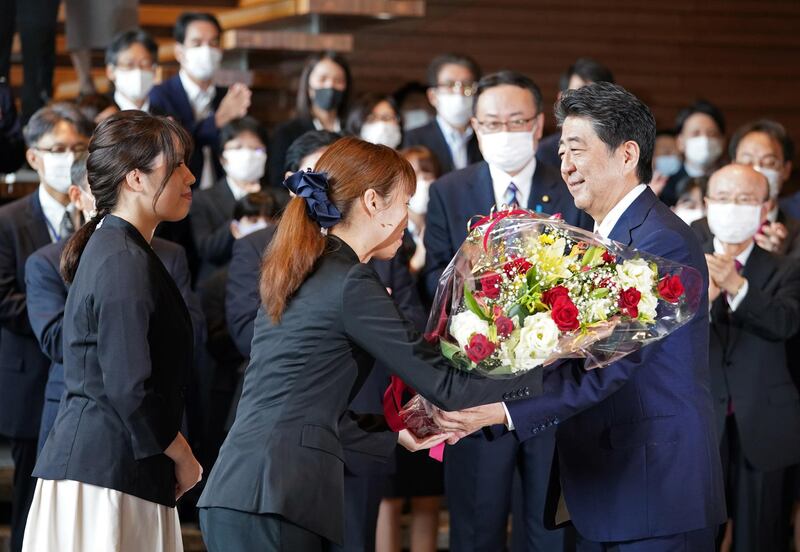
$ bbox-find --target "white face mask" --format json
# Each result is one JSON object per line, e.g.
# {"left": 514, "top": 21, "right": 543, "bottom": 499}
{"left": 673, "top": 207, "right": 704, "bottom": 226}
{"left": 403, "top": 109, "right": 431, "bottom": 131}
{"left": 654, "top": 154, "right": 682, "bottom": 177}
{"left": 223, "top": 148, "right": 267, "bottom": 183}
{"left": 479, "top": 130, "right": 535, "bottom": 174}
{"left": 754, "top": 166, "right": 782, "bottom": 199}
{"left": 435, "top": 92, "right": 473, "bottom": 128}
{"left": 706, "top": 202, "right": 763, "bottom": 244}
{"left": 409, "top": 178, "right": 432, "bottom": 214}
{"left": 234, "top": 218, "right": 268, "bottom": 238}
{"left": 42, "top": 151, "right": 75, "bottom": 193}
{"left": 360, "top": 121, "right": 402, "bottom": 149}
{"left": 114, "top": 68, "right": 155, "bottom": 102}
{"left": 182, "top": 45, "right": 222, "bottom": 81}
{"left": 684, "top": 136, "right": 723, "bottom": 168}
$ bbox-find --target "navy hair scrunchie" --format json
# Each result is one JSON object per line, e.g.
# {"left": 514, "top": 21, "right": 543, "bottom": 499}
{"left": 283, "top": 170, "right": 342, "bottom": 229}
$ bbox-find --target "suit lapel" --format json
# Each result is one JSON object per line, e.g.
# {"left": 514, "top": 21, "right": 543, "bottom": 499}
{"left": 26, "top": 191, "right": 54, "bottom": 248}
{"left": 432, "top": 121, "right": 455, "bottom": 172}
{"left": 468, "top": 162, "right": 497, "bottom": 216}
{"left": 169, "top": 76, "right": 197, "bottom": 125}
{"left": 725, "top": 246, "right": 776, "bottom": 356}
{"left": 607, "top": 187, "right": 658, "bottom": 246}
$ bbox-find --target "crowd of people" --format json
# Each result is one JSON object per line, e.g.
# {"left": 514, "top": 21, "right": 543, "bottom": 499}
{"left": 1, "top": 8, "right": 800, "bottom": 552}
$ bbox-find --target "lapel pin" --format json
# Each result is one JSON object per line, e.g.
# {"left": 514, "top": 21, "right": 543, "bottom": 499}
{"left": 542, "top": 195, "right": 550, "bottom": 203}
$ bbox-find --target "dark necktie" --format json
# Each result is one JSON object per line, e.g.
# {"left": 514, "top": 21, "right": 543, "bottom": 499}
{"left": 503, "top": 182, "right": 520, "bottom": 209}
{"left": 59, "top": 211, "right": 75, "bottom": 240}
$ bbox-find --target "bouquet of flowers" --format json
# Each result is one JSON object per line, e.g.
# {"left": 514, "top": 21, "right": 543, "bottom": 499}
{"left": 425, "top": 209, "right": 704, "bottom": 377}
{"left": 388, "top": 209, "right": 704, "bottom": 443}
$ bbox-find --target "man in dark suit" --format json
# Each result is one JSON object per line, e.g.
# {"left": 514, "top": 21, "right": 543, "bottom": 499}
{"left": 190, "top": 116, "right": 267, "bottom": 282}
{"left": 422, "top": 71, "right": 592, "bottom": 552}
{"left": 26, "top": 155, "right": 205, "bottom": 455}
{"left": 691, "top": 164, "right": 800, "bottom": 551}
{"left": 149, "top": 11, "right": 252, "bottom": 188}
{"left": 104, "top": 29, "right": 161, "bottom": 114}
{"left": 0, "top": 104, "right": 91, "bottom": 552}
{"left": 402, "top": 53, "right": 483, "bottom": 174}
{"left": 727, "top": 118, "right": 800, "bottom": 258}
{"left": 436, "top": 82, "right": 726, "bottom": 550}
{"left": 537, "top": 58, "right": 614, "bottom": 171}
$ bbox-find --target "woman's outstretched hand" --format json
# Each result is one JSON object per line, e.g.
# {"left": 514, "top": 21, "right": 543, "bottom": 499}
{"left": 397, "top": 428, "right": 453, "bottom": 452}
{"left": 165, "top": 432, "right": 203, "bottom": 500}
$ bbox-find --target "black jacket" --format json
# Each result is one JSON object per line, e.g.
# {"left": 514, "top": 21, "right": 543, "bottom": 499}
{"left": 402, "top": 119, "right": 482, "bottom": 175}
{"left": 0, "top": 191, "right": 53, "bottom": 438}
{"left": 34, "top": 215, "right": 194, "bottom": 506}
{"left": 693, "top": 221, "right": 800, "bottom": 471}
{"left": 190, "top": 177, "right": 237, "bottom": 281}
{"left": 266, "top": 117, "right": 316, "bottom": 188}
{"left": 199, "top": 235, "right": 542, "bottom": 543}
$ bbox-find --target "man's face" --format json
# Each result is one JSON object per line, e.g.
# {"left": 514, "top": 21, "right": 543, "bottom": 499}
{"left": 426, "top": 63, "right": 476, "bottom": 110}
{"left": 107, "top": 42, "right": 155, "bottom": 81}
{"left": 472, "top": 84, "right": 542, "bottom": 153}
{"left": 654, "top": 134, "right": 679, "bottom": 158}
{"left": 175, "top": 20, "right": 220, "bottom": 67}
{"left": 26, "top": 121, "right": 89, "bottom": 188}
{"left": 735, "top": 131, "right": 790, "bottom": 186}
{"left": 558, "top": 116, "right": 631, "bottom": 219}
{"left": 677, "top": 113, "right": 722, "bottom": 153}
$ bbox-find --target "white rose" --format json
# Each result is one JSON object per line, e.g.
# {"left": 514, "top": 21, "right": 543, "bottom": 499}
{"left": 583, "top": 297, "right": 612, "bottom": 323}
{"left": 616, "top": 258, "right": 656, "bottom": 292}
{"left": 514, "top": 313, "right": 560, "bottom": 367}
{"left": 449, "top": 310, "right": 490, "bottom": 349}
{"left": 637, "top": 290, "right": 658, "bottom": 321}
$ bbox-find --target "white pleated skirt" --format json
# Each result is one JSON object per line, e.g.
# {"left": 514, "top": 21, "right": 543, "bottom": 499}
{"left": 22, "top": 479, "right": 184, "bottom": 552}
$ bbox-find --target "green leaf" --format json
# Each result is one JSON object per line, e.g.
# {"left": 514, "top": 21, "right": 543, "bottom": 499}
{"left": 440, "top": 339, "right": 463, "bottom": 361}
{"left": 591, "top": 287, "right": 610, "bottom": 299}
{"left": 508, "top": 303, "right": 527, "bottom": 325}
{"left": 526, "top": 266, "right": 539, "bottom": 290}
{"left": 464, "top": 288, "right": 492, "bottom": 321}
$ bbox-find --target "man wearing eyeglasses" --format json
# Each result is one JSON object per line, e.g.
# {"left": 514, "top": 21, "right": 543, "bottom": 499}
{"left": 402, "top": 53, "right": 484, "bottom": 174}
{"left": 105, "top": 29, "right": 162, "bottom": 115}
{"left": 689, "top": 164, "right": 800, "bottom": 551}
{"left": 422, "top": 71, "right": 592, "bottom": 552}
{"left": 0, "top": 103, "right": 92, "bottom": 552}
{"left": 724, "top": 119, "right": 800, "bottom": 258}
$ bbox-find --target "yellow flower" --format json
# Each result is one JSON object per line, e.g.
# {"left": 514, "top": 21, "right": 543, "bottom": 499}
{"left": 538, "top": 233, "right": 555, "bottom": 245}
{"left": 530, "top": 237, "right": 574, "bottom": 284}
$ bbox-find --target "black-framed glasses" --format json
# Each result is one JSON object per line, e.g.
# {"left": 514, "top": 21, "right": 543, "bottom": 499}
{"left": 475, "top": 116, "right": 537, "bottom": 134}
{"left": 434, "top": 80, "right": 476, "bottom": 97}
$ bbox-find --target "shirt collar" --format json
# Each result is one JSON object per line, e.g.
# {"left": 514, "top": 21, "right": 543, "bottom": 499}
{"left": 38, "top": 184, "right": 69, "bottom": 242}
{"left": 436, "top": 114, "right": 473, "bottom": 143}
{"left": 312, "top": 118, "right": 341, "bottom": 132}
{"left": 713, "top": 236, "right": 755, "bottom": 267}
{"left": 179, "top": 70, "right": 215, "bottom": 113}
{"left": 114, "top": 90, "right": 150, "bottom": 113}
{"left": 226, "top": 177, "right": 249, "bottom": 201}
{"left": 489, "top": 156, "right": 537, "bottom": 208}
{"left": 594, "top": 184, "right": 648, "bottom": 238}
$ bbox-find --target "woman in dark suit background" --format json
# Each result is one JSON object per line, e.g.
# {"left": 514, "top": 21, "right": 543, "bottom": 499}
{"left": 198, "top": 137, "right": 543, "bottom": 551}
{"left": 266, "top": 51, "right": 352, "bottom": 189}
{"left": 23, "top": 111, "right": 202, "bottom": 552}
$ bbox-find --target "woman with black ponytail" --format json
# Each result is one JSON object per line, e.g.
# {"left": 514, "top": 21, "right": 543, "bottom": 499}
{"left": 23, "top": 111, "right": 202, "bottom": 552}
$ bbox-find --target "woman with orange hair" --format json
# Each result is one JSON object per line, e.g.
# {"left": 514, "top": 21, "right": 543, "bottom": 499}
{"left": 198, "top": 137, "right": 542, "bottom": 551}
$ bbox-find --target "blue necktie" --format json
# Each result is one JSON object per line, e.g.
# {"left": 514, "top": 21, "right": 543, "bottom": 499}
{"left": 503, "top": 182, "right": 519, "bottom": 208}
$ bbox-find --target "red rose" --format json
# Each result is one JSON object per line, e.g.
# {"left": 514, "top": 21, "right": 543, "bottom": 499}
{"left": 503, "top": 257, "right": 533, "bottom": 278}
{"left": 657, "top": 275, "right": 684, "bottom": 304}
{"left": 495, "top": 316, "right": 514, "bottom": 338}
{"left": 465, "top": 334, "right": 496, "bottom": 363}
{"left": 618, "top": 287, "right": 641, "bottom": 318}
{"left": 550, "top": 296, "right": 580, "bottom": 332}
{"left": 480, "top": 272, "right": 503, "bottom": 299}
{"left": 542, "top": 285, "right": 570, "bottom": 307}
{"left": 602, "top": 250, "right": 616, "bottom": 264}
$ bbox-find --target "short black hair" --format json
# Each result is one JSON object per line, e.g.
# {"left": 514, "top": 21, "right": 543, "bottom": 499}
{"left": 559, "top": 57, "right": 614, "bottom": 92}
{"left": 556, "top": 82, "right": 656, "bottom": 184}
{"left": 284, "top": 130, "right": 341, "bottom": 173}
{"left": 391, "top": 81, "right": 429, "bottom": 107}
{"left": 233, "top": 191, "right": 278, "bottom": 220}
{"left": 345, "top": 93, "right": 400, "bottom": 136}
{"left": 426, "top": 53, "right": 481, "bottom": 88}
{"left": 105, "top": 29, "right": 158, "bottom": 66}
{"left": 23, "top": 103, "right": 94, "bottom": 147}
{"left": 729, "top": 118, "right": 795, "bottom": 163}
{"left": 219, "top": 116, "right": 267, "bottom": 150}
{"left": 174, "top": 12, "right": 222, "bottom": 44}
{"left": 674, "top": 99, "right": 725, "bottom": 135}
{"left": 295, "top": 52, "right": 352, "bottom": 120}
{"left": 656, "top": 128, "right": 677, "bottom": 139}
{"left": 71, "top": 153, "right": 89, "bottom": 191}
{"left": 473, "top": 70, "right": 543, "bottom": 116}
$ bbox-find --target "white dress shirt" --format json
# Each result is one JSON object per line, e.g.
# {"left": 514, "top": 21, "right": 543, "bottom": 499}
{"left": 593, "top": 184, "right": 648, "bottom": 239}
{"left": 226, "top": 177, "right": 249, "bottom": 201}
{"left": 489, "top": 156, "right": 536, "bottom": 210}
{"left": 38, "top": 184, "right": 69, "bottom": 243}
{"left": 712, "top": 237, "right": 752, "bottom": 311}
{"left": 436, "top": 115, "right": 474, "bottom": 170}
{"left": 113, "top": 90, "right": 150, "bottom": 113}
{"left": 312, "top": 118, "right": 342, "bottom": 133}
